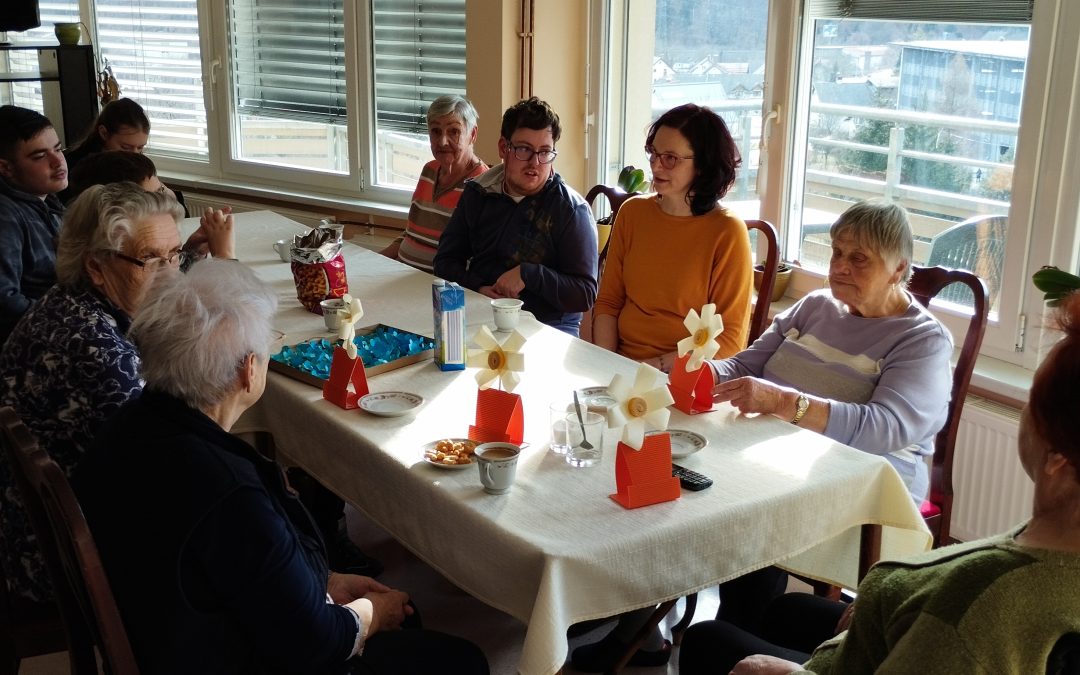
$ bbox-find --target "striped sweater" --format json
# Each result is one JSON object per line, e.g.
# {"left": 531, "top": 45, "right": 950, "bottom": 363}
{"left": 398, "top": 158, "right": 488, "bottom": 272}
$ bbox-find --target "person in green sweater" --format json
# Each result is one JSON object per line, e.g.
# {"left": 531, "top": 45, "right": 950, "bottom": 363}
{"left": 679, "top": 292, "right": 1080, "bottom": 675}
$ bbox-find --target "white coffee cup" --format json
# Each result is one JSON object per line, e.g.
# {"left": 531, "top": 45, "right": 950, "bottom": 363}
{"left": 491, "top": 298, "right": 524, "bottom": 332}
{"left": 273, "top": 240, "right": 291, "bottom": 263}
{"left": 320, "top": 298, "right": 346, "bottom": 332}
{"left": 475, "top": 442, "right": 521, "bottom": 494}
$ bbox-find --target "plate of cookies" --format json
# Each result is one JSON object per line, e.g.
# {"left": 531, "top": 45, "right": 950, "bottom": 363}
{"left": 421, "top": 438, "right": 479, "bottom": 470}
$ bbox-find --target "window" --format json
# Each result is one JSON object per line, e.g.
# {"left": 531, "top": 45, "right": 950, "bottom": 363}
{"left": 94, "top": 0, "right": 208, "bottom": 159}
{"left": 595, "top": 0, "right": 1078, "bottom": 370}
{"left": 598, "top": 0, "right": 768, "bottom": 221}
{"left": 371, "top": 0, "right": 467, "bottom": 189}
{"left": 786, "top": 1, "right": 1032, "bottom": 318}
{"left": 6, "top": 0, "right": 467, "bottom": 200}
{"left": 228, "top": 0, "right": 348, "bottom": 173}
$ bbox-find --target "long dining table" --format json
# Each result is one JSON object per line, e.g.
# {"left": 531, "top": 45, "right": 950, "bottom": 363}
{"left": 196, "top": 210, "right": 932, "bottom": 675}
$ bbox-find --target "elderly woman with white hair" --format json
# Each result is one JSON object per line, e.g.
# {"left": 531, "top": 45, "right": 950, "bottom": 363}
{"left": 382, "top": 94, "right": 487, "bottom": 271}
{"left": 0, "top": 182, "right": 184, "bottom": 603}
{"left": 76, "top": 259, "right": 489, "bottom": 674}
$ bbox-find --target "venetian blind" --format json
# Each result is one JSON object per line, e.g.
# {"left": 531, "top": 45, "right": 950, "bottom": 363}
{"left": 229, "top": 0, "right": 345, "bottom": 124}
{"left": 372, "top": 0, "right": 466, "bottom": 134}
{"left": 95, "top": 0, "right": 208, "bottom": 158}
{"left": 807, "top": 0, "right": 1033, "bottom": 23}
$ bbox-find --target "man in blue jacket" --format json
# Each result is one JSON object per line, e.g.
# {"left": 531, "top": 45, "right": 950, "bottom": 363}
{"left": 0, "top": 106, "right": 67, "bottom": 341}
{"left": 434, "top": 97, "right": 597, "bottom": 336}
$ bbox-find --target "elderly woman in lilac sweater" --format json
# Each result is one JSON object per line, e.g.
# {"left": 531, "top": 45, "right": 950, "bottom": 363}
{"left": 710, "top": 199, "right": 952, "bottom": 500}
{"left": 568, "top": 201, "right": 954, "bottom": 673}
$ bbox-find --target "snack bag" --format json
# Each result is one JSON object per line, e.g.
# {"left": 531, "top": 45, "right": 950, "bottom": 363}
{"left": 288, "top": 225, "right": 349, "bottom": 313}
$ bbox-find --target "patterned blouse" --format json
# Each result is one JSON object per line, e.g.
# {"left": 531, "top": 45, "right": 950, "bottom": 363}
{"left": 0, "top": 284, "right": 142, "bottom": 601}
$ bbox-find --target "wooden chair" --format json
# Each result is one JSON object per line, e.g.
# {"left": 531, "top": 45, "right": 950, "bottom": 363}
{"left": 746, "top": 219, "right": 779, "bottom": 344}
{"left": 1, "top": 407, "right": 139, "bottom": 675}
{"left": 907, "top": 265, "right": 989, "bottom": 546}
{"left": 581, "top": 185, "right": 639, "bottom": 343}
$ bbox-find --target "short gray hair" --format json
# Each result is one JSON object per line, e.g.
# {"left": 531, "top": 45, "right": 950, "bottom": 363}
{"left": 830, "top": 200, "right": 914, "bottom": 283}
{"left": 130, "top": 258, "right": 279, "bottom": 410}
{"left": 55, "top": 182, "right": 184, "bottom": 290}
{"left": 427, "top": 94, "right": 479, "bottom": 133}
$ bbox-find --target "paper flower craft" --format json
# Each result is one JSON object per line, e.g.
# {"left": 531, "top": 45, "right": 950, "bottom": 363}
{"left": 466, "top": 326, "right": 526, "bottom": 392}
{"left": 337, "top": 294, "right": 365, "bottom": 359}
{"left": 676, "top": 303, "right": 724, "bottom": 372}
{"left": 607, "top": 363, "right": 675, "bottom": 450}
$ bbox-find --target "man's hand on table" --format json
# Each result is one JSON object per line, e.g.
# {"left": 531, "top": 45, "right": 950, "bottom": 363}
{"left": 730, "top": 654, "right": 805, "bottom": 675}
{"left": 491, "top": 265, "right": 525, "bottom": 298}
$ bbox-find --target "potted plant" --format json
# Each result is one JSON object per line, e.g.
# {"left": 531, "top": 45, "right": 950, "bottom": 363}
{"left": 596, "top": 165, "right": 648, "bottom": 225}
{"left": 1033, "top": 266, "right": 1080, "bottom": 306}
{"left": 754, "top": 262, "right": 793, "bottom": 303}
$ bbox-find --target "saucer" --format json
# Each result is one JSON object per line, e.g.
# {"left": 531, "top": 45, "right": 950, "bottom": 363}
{"left": 358, "top": 392, "right": 424, "bottom": 417}
{"left": 646, "top": 429, "right": 708, "bottom": 458}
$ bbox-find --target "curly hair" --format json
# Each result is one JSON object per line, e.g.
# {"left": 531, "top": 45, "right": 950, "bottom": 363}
{"left": 646, "top": 103, "right": 741, "bottom": 216}
{"left": 500, "top": 97, "right": 561, "bottom": 143}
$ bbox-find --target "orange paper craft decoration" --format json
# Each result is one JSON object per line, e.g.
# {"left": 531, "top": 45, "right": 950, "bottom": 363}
{"left": 669, "top": 353, "right": 716, "bottom": 414}
{"left": 468, "top": 388, "right": 524, "bottom": 445}
{"left": 610, "top": 432, "right": 680, "bottom": 509}
{"left": 322, "top": 345, "right": 369, "bottom": 409}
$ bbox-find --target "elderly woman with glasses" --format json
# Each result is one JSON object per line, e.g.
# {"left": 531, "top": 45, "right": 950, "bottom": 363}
{"left": 592, "top": 103, "right": 753, "bottom": 371}
{"left": 0, "top": 182, "right": 188, "bottom": 603}
{"left": 76, "top": 260, "right": 489, "bottom": 674}
{"left": 381, "top": 95, "right": 488, "bottom": 272}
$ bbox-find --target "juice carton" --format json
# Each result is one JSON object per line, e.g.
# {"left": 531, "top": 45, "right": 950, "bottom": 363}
{"left": 432, "top": 279, "right": 466, "bottom": 371}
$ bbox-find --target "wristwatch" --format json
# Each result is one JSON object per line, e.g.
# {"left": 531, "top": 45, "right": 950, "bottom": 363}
{"left": 791, "top": 393, "right": 809, "bottom": 425}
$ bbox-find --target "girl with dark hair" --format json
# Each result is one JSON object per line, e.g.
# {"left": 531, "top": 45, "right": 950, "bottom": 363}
{"left": 64, "top": 97, "right": 151, "bottom": 166}
{"left": 591, "top": 103, "right": 753, "bottom": 372}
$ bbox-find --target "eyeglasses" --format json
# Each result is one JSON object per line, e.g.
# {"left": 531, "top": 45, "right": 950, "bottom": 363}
{"left": 645, "top": 146, "right": 694, "bottom": 170}
{"left": 507, "top": 143, "right": 558, "bottom": 164}
{"left": 106, "top": 248, "right": 189, "bottom": 269}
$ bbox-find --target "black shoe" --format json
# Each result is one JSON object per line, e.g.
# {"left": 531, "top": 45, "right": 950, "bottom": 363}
{"left": 570, "top": 632, "right": 671, "bottom": 672}
{"left": 330, "top": 529, "right": 384, "bottom": 578}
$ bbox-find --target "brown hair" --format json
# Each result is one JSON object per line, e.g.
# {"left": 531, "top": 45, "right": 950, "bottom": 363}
{"left": 646, "top": 103, "right": 741, "bottom": 216}
{"left": 1029, "top": 292, "right": 1080, "bottom": 477}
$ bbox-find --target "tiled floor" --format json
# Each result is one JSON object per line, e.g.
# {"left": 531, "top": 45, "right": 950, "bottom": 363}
{"left": 18, "top": 505, "right": 727, "bottom": 675}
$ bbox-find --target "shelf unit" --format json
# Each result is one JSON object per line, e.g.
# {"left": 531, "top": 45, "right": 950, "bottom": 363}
{"left": 0, "top": 44, "right": 98, "bottom": 145}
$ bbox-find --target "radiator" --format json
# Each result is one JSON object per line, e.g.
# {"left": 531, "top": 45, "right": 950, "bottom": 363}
{"left": 950, "top": 396, "right": 1031, "bottom": 542}
{"left": 182, "top": 192, "right": 335, "bottom": 231}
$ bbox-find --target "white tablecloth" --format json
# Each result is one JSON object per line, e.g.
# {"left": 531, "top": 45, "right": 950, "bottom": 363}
{"left": 197, "top": 211, "right": 931, "bottom": 675}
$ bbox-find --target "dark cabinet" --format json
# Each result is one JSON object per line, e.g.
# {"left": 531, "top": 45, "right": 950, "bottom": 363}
{"left": 0, "top": 44, "right": 99, "bottom": 145}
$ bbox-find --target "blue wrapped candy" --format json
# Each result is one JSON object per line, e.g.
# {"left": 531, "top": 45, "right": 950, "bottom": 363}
{"left": 271, "top": 325, "right": 435, "bottom": 381}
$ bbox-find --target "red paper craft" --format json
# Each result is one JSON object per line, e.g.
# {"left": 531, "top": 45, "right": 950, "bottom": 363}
{"left": 468, "top": 388, "right": 524, "bottom": 445}
{"left": 668, "top": 353, "right": 716, "bottom": 414}
{"left": 610, "top": 432, "right": 681, "bottom": 509}
{"left": 322, "top": 345, "right": 369, "bottom": 409}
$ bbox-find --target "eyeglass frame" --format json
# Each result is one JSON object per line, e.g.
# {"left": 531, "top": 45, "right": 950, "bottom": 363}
{"left": 644, "top": 145, "right": 695, "bottom": 170}
{"left": 104, "top": 248, "right": 190, "bottom": 269}
{"left": 505, "top": 142, "right": 558, "bottom": 164}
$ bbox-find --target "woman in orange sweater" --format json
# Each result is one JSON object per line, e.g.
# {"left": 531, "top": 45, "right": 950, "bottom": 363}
{"left": 591, "top": 103, "right": 752, "bottom": 370}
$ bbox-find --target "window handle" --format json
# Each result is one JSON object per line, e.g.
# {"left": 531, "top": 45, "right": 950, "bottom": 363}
{"left": 208, "top": 57, "right": 222, "bottom": 111}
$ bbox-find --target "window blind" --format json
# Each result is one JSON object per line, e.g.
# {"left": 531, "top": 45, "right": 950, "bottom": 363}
{"left": 229, "top": 0, "right": 346, "bottom": 124}
{"left": 807, "top": 0, "right": 1033, "bottom": 23}
{"left": 95, "top": 0, "right": 208, "bottom": 158}
{"left": 372, "top": 0, "right": 466, "bottom": 134}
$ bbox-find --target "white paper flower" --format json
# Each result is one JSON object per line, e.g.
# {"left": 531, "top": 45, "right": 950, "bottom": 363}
{"left": 607, "top": 363, "right": 675, "bottom": 449}
{"left": 337, "top": 294, "right": 364, "bottom": 359}
{"left": 466, "top": 326, "right": 526, "bottom": 392}
{"left": 676, "top": 303, "right": 724, "bottom": 372}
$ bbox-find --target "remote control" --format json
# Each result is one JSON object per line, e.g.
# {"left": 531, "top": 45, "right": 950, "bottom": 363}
{"left": 672, "top": 463, "right": 713, "bottom": 491}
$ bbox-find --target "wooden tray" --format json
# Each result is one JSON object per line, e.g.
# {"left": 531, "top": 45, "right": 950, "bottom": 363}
{"left": 269, "top": 324, "right": 434, "bottom": 388}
